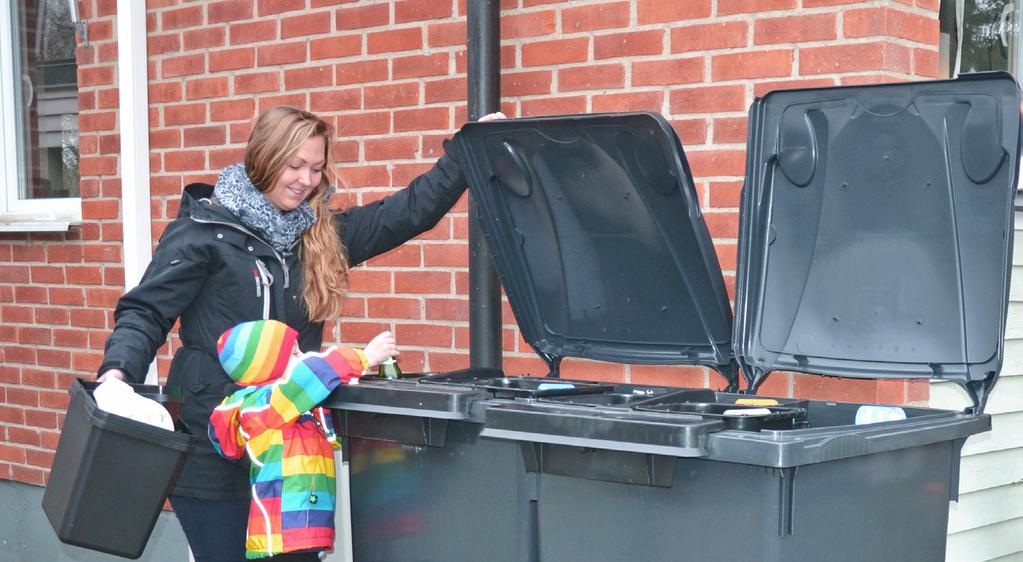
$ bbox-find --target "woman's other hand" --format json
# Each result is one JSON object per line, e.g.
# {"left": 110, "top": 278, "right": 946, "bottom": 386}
{"left": 363, "top": 331, "right": 398, "bottom": 368}
{"left": 478, "top": 112, "right": 507, "bottom": 122}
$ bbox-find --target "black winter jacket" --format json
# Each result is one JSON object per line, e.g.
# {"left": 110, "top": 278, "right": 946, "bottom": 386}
{"left": 99, "top": 147, "right": 467, "bottom": 499}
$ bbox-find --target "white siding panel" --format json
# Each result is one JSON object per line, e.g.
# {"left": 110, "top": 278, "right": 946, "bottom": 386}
{"left": 959, "top": 412, "right": 1023, "bottom": 456}
{"left": 968, "top": 377, "right": 1023, "bottom": 415}
{"left": 1005, "top": 326, "right": 1023, "bottom": 340}
{"left": 929, "top": 380, "right": 977, "bottom": 411}
{"left": 988, "top": 550, "right": 1023, "bottom": 562}
{"left": 1010, "top": 266, "right": 1023, "bottom": 301}
{"left": 931, "top": 377, "right": 1023, "bottom": 415}
{"left": 947, "top": 485, "right": 1023, "bottom": 533}
{"left": 946, "top": 518, "right": 1023, "bottom": 561}
{"left": 1013, "top": 230, "right": 1023, "bottom": 265}
{"left": 957, "top": 448, "right": 1023, "bottom": 495}
{"left": 1008, "top": 303, "right": 1023, "bottom": 329}
{"left": 1000, "top": 339, "right": 1023, "bottom": 377}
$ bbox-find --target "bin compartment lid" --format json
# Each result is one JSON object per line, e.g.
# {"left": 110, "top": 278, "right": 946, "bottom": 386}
{"left": 421, "top": 369, "right": 614, "bottom": 398}
{"left": 480, "top": 401, "right": 724, "bottom": 458}
{"left": 455, "top": 113, "right": 737, "bottom": 388}
{"left": 736, "top": 72, "right": 1020, "bottom": 409}
{"left": 323, "top": 378, "right": 488, "bottom": 420}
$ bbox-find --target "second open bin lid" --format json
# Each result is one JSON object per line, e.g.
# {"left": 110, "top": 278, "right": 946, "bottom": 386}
{"left": 737, "top": 72, "right": 1019, "bottom": 410}
{"left": 454, "top": 73, "right": 1021, "bottom": 412}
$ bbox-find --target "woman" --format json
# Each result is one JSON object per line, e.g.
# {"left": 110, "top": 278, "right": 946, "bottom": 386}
{"left": 98, "top": 106, "right": 503, "bottom": 561}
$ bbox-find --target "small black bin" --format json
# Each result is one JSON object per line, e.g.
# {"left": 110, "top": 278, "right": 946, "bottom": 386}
{"left": 42, "top": 379, "right": 195, "bottom": 559}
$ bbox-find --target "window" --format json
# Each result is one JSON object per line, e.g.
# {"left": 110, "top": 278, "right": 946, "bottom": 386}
{"left": 0, "top": 0, "right": 81, "bottom": 230}
{"left": 941, "top": 0, "right": 1023, "bottom": 208}
{"left": 940, "top": 0, "right": 1022, "bottom": 77}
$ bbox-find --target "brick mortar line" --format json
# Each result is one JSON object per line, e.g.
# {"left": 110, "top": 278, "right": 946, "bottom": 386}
{"left": 0, "top": 413, "right": 64, "bottom": 427}
{"left": 684, "top": 68, "right": 927, "bottom": 88}
{"left": 343, "top": 317, "right": 478, "bottom": 324}
{"left": 1, "top": 316, "right": 100, "bottom": 324}
{"left": 0, "top": 447, "right": 51, "bottom": 463}
{"left": 1, "top": 345, "right": 105, "bottom": 353}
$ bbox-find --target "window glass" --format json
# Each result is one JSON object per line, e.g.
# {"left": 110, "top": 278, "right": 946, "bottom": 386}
{"left": 940, "top": 1, "right": 1023, "bottom": 205}
{"left": 941, "top": 0, "right": 1019, "bottom": 77}
{"left": 10, "top": 0, "right": 79, "bottom": 200}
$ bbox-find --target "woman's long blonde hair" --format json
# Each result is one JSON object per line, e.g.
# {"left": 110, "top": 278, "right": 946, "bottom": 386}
{"left": 245, "top": 106, "right": 348, "bottom": 322}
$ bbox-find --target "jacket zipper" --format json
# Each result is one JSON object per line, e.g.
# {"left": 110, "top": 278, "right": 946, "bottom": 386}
{"left": 192, "top": 216, "right": 291, "bottom": 289}
{"left": 254, "top": 259, "right": 273, "bottom": 320}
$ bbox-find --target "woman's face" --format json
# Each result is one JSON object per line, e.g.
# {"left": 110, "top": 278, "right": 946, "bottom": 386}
{"left": 265, "top": 135, "right": 326, "bottom": 211}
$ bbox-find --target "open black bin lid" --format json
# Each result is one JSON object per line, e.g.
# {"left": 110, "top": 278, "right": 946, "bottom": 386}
{"left": 455, "top": 113, "right": 738, "bottom": 389}
{"left": 737, "top": 72, "right": 1020, "bottom": 410}
{"left": 455, "top": 73, "right": 1020, "bottom": 411}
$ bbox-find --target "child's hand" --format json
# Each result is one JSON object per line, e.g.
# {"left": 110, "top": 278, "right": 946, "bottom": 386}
{"left": 364, "top": 331, "right": 398, "bottom": 368}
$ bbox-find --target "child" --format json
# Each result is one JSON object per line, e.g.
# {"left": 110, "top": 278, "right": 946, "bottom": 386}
{"left": 208, "top": 319, "right": 397, "bottom": 560}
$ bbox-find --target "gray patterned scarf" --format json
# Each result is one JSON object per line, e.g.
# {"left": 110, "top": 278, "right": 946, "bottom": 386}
{"left": 213, "top": 163, "right": 316, "bottom": 256}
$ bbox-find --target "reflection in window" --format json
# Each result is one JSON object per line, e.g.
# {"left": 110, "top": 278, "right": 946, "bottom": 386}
{"left": 10, "top": 0, "right": 80, "bottom": 200}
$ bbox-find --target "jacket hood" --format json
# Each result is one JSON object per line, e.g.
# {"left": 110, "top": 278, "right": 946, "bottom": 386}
{"left": 217, "top": 319, "right": 299, "bottom": 385}
{"left": 181, "top": 182, "right": 244, "bottom": 224}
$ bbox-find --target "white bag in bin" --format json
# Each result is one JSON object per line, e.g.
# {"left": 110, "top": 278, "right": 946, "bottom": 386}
{"left": 93, "top": 378, "right": 175, "bottom": 431}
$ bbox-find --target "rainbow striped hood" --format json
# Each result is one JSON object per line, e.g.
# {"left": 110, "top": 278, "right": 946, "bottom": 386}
{"left": 217, "top": 319, "right": 299, "bottom": 386}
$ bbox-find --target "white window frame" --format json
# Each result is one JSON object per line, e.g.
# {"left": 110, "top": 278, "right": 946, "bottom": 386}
{"left": 0, "top": 0, "right": 81, "bottom": 231}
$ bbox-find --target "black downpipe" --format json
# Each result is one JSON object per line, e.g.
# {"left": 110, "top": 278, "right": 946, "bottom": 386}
{"left": 467, "top": 0, "right": 503, "bottom": 370}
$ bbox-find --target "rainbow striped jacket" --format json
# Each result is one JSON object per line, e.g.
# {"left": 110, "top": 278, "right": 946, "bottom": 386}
{"left": 208, "top": 346, "right": 365, "bottom": 559}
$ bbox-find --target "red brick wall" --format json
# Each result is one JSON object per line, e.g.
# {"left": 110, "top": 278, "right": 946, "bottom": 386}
{"left": 0, "top": 0, "right": 120, "bottom": 485}
{"left": 0, "top": 0, "right": 938, "bottom": 486}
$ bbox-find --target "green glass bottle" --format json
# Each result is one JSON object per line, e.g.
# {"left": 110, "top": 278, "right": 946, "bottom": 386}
{"left": 378, "top": 357, "right": 402, "bottom": 380}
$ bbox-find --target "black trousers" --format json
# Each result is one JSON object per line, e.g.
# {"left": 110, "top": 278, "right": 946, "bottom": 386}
{"left": 169, "top": 495, "right": 321, "bottom": 562}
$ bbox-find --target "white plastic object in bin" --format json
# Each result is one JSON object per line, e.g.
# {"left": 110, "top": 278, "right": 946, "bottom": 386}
{"left": 722, "top": 408, "right": 773, "bottom": 417}
{"left": 854, "top": 405, "right": 907, "bottom": 425}
{"left": 93, "top": 377, "right": 175, "bottom": 431}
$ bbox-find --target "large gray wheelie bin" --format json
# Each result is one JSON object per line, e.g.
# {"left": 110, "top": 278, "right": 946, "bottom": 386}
{"left": 453, "top": 72, "right": 1020, "bottom": 562}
